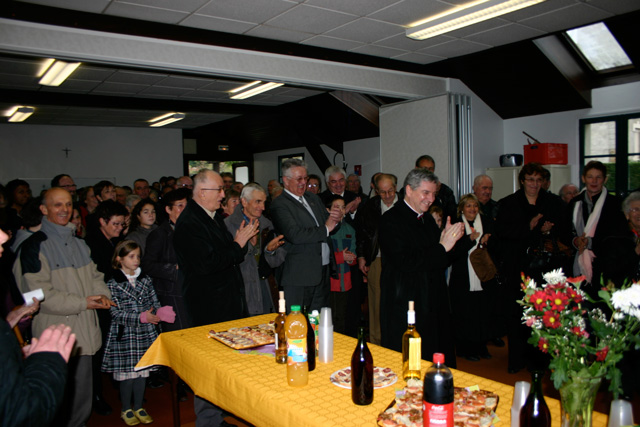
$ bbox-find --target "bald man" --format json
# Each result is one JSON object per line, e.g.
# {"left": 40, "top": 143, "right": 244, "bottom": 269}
{"left": 14, "top": 187, "right": 114, "bottom": 427}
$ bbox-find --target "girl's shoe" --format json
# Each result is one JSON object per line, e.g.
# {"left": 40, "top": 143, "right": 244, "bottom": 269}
{"left": 133, "top": 408, "right": 154, "bottom": 424}
{"left": 121, "top": 409, "right": 141, "bottom": 426}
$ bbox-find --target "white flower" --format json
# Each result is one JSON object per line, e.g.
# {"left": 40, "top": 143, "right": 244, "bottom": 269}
{"left": 526, "top": 278, "right": 538, "bottom": 290}
{"left": 611, "top": 284, "right": 640, "bottom": 320}
{"left": 542, "top": 269, "right": 566, "bottom": 286}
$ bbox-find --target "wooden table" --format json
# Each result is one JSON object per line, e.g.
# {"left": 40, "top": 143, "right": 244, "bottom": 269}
{"left": 136, "top": 314, "right": 608, "bottom": 426}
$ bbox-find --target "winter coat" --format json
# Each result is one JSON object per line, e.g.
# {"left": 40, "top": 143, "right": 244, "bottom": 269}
{"left": 101, "top": 269, "right": 161, "bottom": 374}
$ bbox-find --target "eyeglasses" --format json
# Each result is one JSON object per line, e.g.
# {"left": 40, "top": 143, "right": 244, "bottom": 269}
{"left": 329, "top": 178, "right": 346, "bottom": 185}
{"left": 307, "top": 183, "right": 318, "bottom": 188}
{"left": 201, "top": 188, "right": 224, "bottom": 193}
{"left": 524, "top": 178, "right": 543, "bottom": 184}
{"left": 628, "top": 207, "right": 640, "bottom": 213}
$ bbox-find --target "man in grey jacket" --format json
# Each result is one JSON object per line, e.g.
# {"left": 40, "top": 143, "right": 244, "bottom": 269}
{"left": 225, "top": 183, "right": 285, "bottom": 315}
{"left": 14, "top": 187, "right": 114, "bottom": 427}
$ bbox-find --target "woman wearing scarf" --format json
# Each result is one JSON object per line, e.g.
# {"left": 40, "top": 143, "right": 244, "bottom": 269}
{"left": 449, "top": 194, "right": 498, "bottom": 362}
{"left": 560, "top": 161, "right": 628, "bottom": 298}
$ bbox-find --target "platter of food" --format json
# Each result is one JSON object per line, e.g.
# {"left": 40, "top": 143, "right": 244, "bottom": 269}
{"left": 208, "top": 322, "right": 275, "bottom": 350}
{"left": 377, "top": 379, "right": 499, "bottom": 427}
{"left": 330, "top": 367, "right": 398, "bottom": 389}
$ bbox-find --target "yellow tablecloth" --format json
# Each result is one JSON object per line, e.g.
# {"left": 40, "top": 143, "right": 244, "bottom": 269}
{"left": 137, "top": 314, "right": 608, "bottom": 427}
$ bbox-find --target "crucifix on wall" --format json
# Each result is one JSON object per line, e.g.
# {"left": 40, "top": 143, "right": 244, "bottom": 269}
{"left": 62, "top": 147, "right": 71, "bottom": 158}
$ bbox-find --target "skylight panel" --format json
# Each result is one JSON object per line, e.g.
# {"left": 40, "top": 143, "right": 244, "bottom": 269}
{"left": 566, "top": 22, "right": 632, "bottom": 72}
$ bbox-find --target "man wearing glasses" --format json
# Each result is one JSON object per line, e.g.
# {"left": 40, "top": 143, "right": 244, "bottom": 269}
{"left": 270, "top": 159, "right": 343, "bottom": 312}
{"left": 174, "top": 169, "right": 258, "bottom": 426}
{"left": 51, "top": 174, "right": 77, "bottom": 200}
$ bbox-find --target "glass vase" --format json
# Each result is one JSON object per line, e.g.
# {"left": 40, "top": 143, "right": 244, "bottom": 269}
{"left": 558, "top": 374, "right": 602, "bottom": 427}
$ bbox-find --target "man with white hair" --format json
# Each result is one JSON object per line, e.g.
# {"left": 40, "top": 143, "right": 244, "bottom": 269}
{"left": 225, "top": 183, "right": 285, "bottom": 315}
{"left": 270, "top": 159, "right": 343, "bottom": 311}
{"left": 320, "top": 165, "right": 361, "bottom": 222}
{"left": 175, "top": 175, "right": 193, "bottom": 190}
{"left": 472, "top": 174, "right": 498, "bottom": 221}
{"left": 559, "top": 183, "right": 579, "bottom": 205}
{"left": 174, "top": 169, "right": 258, "bottom": 426}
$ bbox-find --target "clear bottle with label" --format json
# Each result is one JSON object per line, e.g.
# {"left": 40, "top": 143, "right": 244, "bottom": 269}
{"left": 423, "top": 353, "right": 454, "bottom": 427}
{"left": 285, "top": 305, "right": 308, "bottom": 387}
{"left": 402, "top": 300, "right": 422, "bottom": 380}
{"left": 274, "top": 291, "right": 287, "bottom": 364}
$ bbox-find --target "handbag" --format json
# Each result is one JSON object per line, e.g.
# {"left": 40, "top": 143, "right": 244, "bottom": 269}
{"left": 469, "top": 243, "right": 498, "bottom": 282}
{"left": 526, "top": 234, "right": 572, "bottom": 276}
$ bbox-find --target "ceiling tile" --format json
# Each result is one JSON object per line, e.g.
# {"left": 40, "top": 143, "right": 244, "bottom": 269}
{"left": 70, "top": 66, "right": 117, "bottom": 82}
{"left": 0, "top": 57, "right": 43, "bottom": 76}
{"left": 301, "top": 36, "right": 365, "bottom": 51}
{"left": 92, "top": 82, "right": 147, "bottom": 94}
{"left": 200, "top": 81, "right": 247, "bottom": 92}
{"left": 181, "top": 14, "right": 256, "bottom": 34}
{"left": 391, "top": 51, "right": 445, "bottom": 64}
{"left": 324, "top": 18, "right": 404, "bottom": 44}
{"left": 349, "top": 44, "right": 406, "bottom": 58}
{"left": 518, "top": 3, "right": 613, "bottom": 33}
{"left": 278, "top": 88, "right": 324, "bottom": 97}
{"left": 418, "top": 39, "right": 491, "bottom": 58}
{"left": 42, "top": 80, "right": 101, "bottom": 92}
{"left": 245, "top": 25, "right": 312, "bottom": 43}
{"left": 465, "top": 23, "right": 545, "bottom": 47}
{"left": 197, "top": 0, "right": 297, "bottom": 24}
{"left": 586, "top": 0, "right": 640, "bottom": 15}
{"left": 368, "top": 0, "right": 453, "bottom": 26}
{"left": 265, "top": 4, "right": 356, "bottom": 34}
{"left": 0, "top": 74, "right": 39, "bottom": 87}
{"left": 113, "top": 0, "right": 209, "bottom": 13}
{"left": 179, "top": 91, "right": 229, "bottom": 101}
{"left": 105, "top": 2, "right": 190, "bottom": 24}
{"left": 443, "top": 18, "right": 511, "bottom": 39}
{"left": 137, "top": 86, "right": 193, "bottom": 97}
{"left": 500, "top": 0, "right": 580, "bottom": 23}
{"left": 17, "top": 0, "right": 110, "bottom": 13}
{"left": 304, "top": 0, "right": 401, "bottom": 17}
{"left": 374, "top": 32, "right": 436, "bottom": 51}
{"left": 106, "top": 70, "right": 168, "bottom": 85}
{"left": 155, "top": 76, "right": 214, "bottom": 89}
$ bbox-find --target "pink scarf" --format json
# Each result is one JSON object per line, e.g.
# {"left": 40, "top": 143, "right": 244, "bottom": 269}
{"left": 572, "top": 188, "right": 607, "bottom": 283}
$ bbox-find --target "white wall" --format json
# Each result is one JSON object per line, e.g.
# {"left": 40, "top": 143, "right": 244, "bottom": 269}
{"left": 342, "top": 137, "right": 380, "bottom": 189}
{"left": 380, "top": 95, "right": 450, "bottom": 184}
{"left": 0, "top": 124, "right": 183, "bottom": 192}
{"left": 253, "top": 147, "right": 326, "bottom": 189}
{"left": 503, "top": 81, "right": 640, "bottom": 183}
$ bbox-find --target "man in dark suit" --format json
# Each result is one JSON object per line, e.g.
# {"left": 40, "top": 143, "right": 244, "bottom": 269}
{"left": 319, "top": 165, "right": 361, "bottom": 224}
{"left": 270, "top": 159, "right": 342, "bottom": 312}
{"left": 355, "top": 173, "right": 398, "bottom": 345}
{"left": 173, "top": 169, "right": 258, "bottom": 426}
{"left": 378, "top": 168, "right": 463, "bottom": 368}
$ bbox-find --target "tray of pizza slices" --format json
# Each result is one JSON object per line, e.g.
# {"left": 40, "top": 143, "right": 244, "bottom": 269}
{"left": 377, "top": 379, "right": 499, "bottom": 427}
{"left": 208, "top": 322, "right": 276, "bottom": 350}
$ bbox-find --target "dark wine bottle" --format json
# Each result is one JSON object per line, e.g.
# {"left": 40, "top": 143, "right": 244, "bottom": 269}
{"left": 519, "top": 370, "right": 551, "bottom": 427}
{"left": 302, "top": 306, "right": 316, "bottom": 372}
{"left": 351, "top": 326, "right": 374, "bottom": 405}
{"left": 423, "top": 353, "right": 454, "bottom": 427}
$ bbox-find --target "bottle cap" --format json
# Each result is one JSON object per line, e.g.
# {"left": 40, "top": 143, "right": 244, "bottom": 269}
{"left": 278, "top": 292, "right": 286, "bottom": 313}
{"left": 279, "top": 291, "right": 284, "bottom": 300}
{"left": 433, "top": 353, "right": 444, "bottom": 364}
{"left": 291, "top": 305, "right": 301, "bottom": 312}
{"left": 408, "top": 301, "right": 414, "bottom": 311}
{"left": 311, "top": 310, "right": 319, "bottom": 316}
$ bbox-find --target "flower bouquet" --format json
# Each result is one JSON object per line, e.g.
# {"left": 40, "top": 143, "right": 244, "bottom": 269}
{"left": 518, "top": 269, "right": 640, "bottom": 427}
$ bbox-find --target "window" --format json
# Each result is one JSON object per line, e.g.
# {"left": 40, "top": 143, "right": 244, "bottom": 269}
{"left": 565, "top": 23, "right": 632, "bottom": 73}
{"left": 580, "top": 113, "right": 640, "bottom": 195}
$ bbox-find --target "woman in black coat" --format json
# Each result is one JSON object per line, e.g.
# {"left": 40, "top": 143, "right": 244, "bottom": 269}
{"left": 449, "top": 194, "right": 498, "bottom": 362}
{"left": 495, "top": 163, "right": 564, "bottom": 373}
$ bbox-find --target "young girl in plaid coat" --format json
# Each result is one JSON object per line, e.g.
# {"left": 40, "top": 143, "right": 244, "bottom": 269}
{"left": 101, "top": 240, "right": 175, "bottom": 425}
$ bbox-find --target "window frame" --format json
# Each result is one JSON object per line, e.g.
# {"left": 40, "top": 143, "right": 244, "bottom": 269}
{"left": 579, "top": 112, "right": 640, "bottom": 195}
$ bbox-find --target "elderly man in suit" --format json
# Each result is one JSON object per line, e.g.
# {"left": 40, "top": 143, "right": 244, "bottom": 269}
{"left": 173, "top": 169, "right": 257, "bottom": 427}
{"left": 270, "top": 159, "right": 343, "bottom": 312}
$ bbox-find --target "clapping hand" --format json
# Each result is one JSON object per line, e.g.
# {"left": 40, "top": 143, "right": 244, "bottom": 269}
{"left": 23, "top": 324, "right": 76, "bottom": 363}
{"left": 343, "top": 248, "right": 356, "bottom": 263}
{"left": 234, "top": 219, "right": 260, "bottom": 248}
{"left": 439, "top": 217, "right": 464, "bottom": 252}
{"left": 266, "top": 234, "right": 285, "bottom": 252}
{"left": 86, "top": 295, "right": 116, "bottom": 310}
{"left": 6, "top": 298, "right": 40, "bottom": 329}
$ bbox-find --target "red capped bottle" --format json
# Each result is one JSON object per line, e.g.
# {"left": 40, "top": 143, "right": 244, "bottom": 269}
{"left": 423, "top": 353, "right": 454, "bottom": 427}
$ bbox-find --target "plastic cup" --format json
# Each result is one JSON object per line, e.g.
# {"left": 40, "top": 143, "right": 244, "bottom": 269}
{"left": 608, "top": 399, "right": 634, "bottom": 427}
{"left": 511, "top": 381, "right": 531, "bottom": 427}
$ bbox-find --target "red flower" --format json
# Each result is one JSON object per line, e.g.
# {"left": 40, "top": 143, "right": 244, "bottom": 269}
{"left": 566, "top": 275, "right": 585, "bottom": 284}
{"left": 529, "top": 291, "right": 548, "bottom": 311}
{"left": 548, "top": 290, "right": 569, "bottom": 311}
{"left": 571, "top": 326, "right": 582, "bottom": 336}
{"left": 542, "top": 311, "right": 561, "bottom": 329}
{"left": 596, "top": 347, "right": 609, "bottom": 362}
{"left": 565, "top": 287, "right": 583, "bottom": 303}
{"left": 538, "top": 337, "right": 549, "bottom": 353}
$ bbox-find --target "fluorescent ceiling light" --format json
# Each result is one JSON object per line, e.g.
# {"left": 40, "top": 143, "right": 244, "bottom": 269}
{"left": 7, "top": 106, "right": 35, "bottom": 122}
{"left": 406, "top": 0, "right": 547, "bottom": 40}
{"left": 230, "top": 82, "right": 284, "bottom": 100}
{"left": 230, "top": 81, "right": 262, "bottom": 94}
{"left": 39, "top": 60, "right": 81, "bottom": 86}
{"left": 566, "top": 23, "right": 632, "bottom": 72}
{"left": 149, "top": 113, "right": 185, "bottom": 127}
